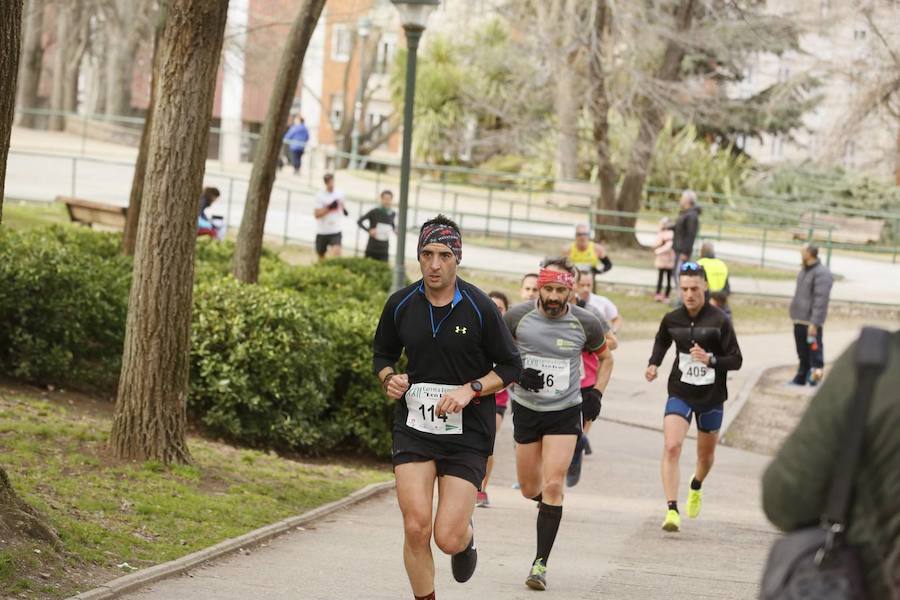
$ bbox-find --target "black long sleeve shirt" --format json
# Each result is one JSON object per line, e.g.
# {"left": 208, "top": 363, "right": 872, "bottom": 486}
{"left": 372, "top": 278, "right": 522, "bottom": 455}
{"left": 648, "top": 303, "right": 742, "bottom": 410}
{"left": 357, "top": 207, "right": 396, "bottom": 255}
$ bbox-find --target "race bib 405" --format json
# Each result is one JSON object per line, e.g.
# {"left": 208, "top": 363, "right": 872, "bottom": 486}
{"left": 678, "top": 352, "right": 716, "bottom": 386}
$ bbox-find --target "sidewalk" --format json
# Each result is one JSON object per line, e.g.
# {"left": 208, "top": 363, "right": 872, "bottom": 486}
{"left": 117, "top": 329, "right": 861, "bottom": 600}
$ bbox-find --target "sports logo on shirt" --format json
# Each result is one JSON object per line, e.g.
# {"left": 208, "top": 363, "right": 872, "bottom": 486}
{"left": 455, "top": 326, "right": 467, "bottom": 335}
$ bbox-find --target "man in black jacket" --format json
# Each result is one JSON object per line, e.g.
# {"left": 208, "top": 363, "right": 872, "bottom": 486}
{"left": 788, "top": 244, "right": 833, "bottom": 386}
{"left": 373, "top": 215, "right": 522, "bottom": 600}
{"left": 645, "top": 262, "right": 742, "bottom": 533}
{"left": 672, "top": 190, "right": 701, "bottom": 289}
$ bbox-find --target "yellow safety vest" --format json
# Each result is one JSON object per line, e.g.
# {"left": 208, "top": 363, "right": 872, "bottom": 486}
{"left": 698, "top": 257, "right": 729, "bottom": 292}
{"left": 569, "top": 242, "right": 599, "bottom": 270}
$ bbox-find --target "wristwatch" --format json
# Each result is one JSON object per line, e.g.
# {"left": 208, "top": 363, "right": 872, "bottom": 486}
{"left": 469, "top": 380, "right": 483, "bottom": 397}
{"left": 709, "top": 354, "right": 717, "bottom": 367}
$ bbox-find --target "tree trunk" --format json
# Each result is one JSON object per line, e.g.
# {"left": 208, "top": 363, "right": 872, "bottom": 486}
{"left": 2, "top": 0, "right": 25, "bottom": 225}
{"left": 232, "top": 0, "right": 327, "bottom": 284}
{"left": 554, "top": 0, "right": 580, "bottom": 181}
{"left": 895, "top": 123, "right": 900, "bottom": 186}
{"left": 0, "top": 466, "right": 61, "bottom": 548}
{"left": 589, "top": 0, "right": 617, "bottom": 243}
{"left": 123, "top": 5, "right": 167, "bottom": 257}
{"left": 47, "top": 4, "right": 70, "bottom": 131}
{"left": 612, "top": 0, "right": 695, "bottom": 246}
{"left": 0, "top": 6, "right": 56, "bottom": 547}
{"left": 16, "top": 0, "right": 44, "bottom": 129}
{"left": 110, "top": 0, "right": 229, "bottom": 464}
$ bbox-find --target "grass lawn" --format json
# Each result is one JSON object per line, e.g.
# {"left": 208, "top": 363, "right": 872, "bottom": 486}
{"left": 2, "top": 199, "right": 69, "bottom": 230}
{"left": 0, "top": 384, "right": 390, "bottom": 599}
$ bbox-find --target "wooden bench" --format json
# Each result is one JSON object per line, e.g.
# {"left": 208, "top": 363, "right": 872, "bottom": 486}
{"left": 56, "top": 196, "right": 127, "bottom": 231}
{"left": 792, "top": 212, "right": 885, "bottom": 245}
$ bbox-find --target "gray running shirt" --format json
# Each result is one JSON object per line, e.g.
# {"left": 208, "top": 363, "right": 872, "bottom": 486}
{"left": 504, "top": 301, "right": 607, "bottom": 412}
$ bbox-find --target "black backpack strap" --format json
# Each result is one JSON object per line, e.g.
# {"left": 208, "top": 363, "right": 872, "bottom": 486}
{"left": 823, "top": 327, "right": 891, "bottom": 527}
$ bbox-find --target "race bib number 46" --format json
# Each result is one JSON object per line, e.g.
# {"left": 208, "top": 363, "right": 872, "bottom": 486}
{"left": 679, "top": 352, "right": 716, "bottom": 386}
{"left": 405, "top": 383, "right": 463, "bottom": 435}
{"left": 523, "top": 355, "right": 570, "bottom": 399}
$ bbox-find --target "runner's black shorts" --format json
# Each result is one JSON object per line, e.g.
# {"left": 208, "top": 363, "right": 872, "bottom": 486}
{"left": 391, "top": 430, "right": 488, "bottom": 490}
{"left": 495, "top": 404, "right": 508, "bottom": 418}
{"left": 512, "top": 401, "right": 582, "bottom": 444}
{"left": 315, "top": 232, "right": 342, "bottom": 256}
{"left": 581, "top": 387, "right": 602, "bottom": 423}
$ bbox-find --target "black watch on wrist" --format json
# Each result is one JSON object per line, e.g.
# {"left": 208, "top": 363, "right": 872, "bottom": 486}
{"left": 469, "top": 380, "right": 483, "bottom": 397}
{"left": 709, "top": 354, "right": 717, "bottom": 367}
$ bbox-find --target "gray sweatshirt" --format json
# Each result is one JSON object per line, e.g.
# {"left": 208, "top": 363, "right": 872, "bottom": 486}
{"left": 789, "top": 260, "right": 834, "bottom": 326}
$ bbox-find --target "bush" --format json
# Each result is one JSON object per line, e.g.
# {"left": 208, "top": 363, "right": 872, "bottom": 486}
{"left": 189, "top": 278, "right": 338, "bottom": 452}
{"left": 0, "top": 227, "right": 131, "bottom": 388}
{"left": 0, "top": 226, "right": 395, "bottom": 457}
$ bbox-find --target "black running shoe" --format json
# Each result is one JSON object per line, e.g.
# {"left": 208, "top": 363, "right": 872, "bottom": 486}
{"left": 566, "top": 437, "right": 585, "bottom": 487}
{"left": 451, "top": 521, "right": 477, "bottom": 583}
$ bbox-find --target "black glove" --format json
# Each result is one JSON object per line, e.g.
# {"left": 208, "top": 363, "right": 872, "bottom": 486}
{"left": 581, "top": 388, "right": 603, "bottom": 422}
{"left": 328, "top": 199, "right": 340, "bottom": 210}
{"left": 519, "top": 367, "right": 545, "bottom": 392}
{"left": 342, "top": 207, "right": 349, "bottom": 216}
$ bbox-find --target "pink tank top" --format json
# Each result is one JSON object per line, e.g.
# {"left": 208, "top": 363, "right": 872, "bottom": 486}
{"left": 580, "top": 351, "right": 599, "bottom": 389}
{"left": 495, "top": 387, "right": 509, "bottom": 407}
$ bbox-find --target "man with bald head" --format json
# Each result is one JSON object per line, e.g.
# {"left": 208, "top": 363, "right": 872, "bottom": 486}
{"left": 564, "top": 224, "right": 612, "bottom": 293}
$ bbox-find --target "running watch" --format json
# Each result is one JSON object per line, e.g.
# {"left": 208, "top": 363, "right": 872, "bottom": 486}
{"left": 469, "top": 380, "right": 483, "bottom": 397}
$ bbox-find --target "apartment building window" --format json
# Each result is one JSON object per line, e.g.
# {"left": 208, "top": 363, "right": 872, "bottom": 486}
{"left": 854, "top": 28, "right": 867, "bottom": 41}
{"left": 330, "top": 94, "right": 344, "bottom": 129}
{"left": 374, "top": 34, "right": 397, "bottom": 75}
{"left": 332, "top": 25, "right": 352, "bottom": 61}
{"left": 366, "top": 112, "right": 390, "bottom": 138}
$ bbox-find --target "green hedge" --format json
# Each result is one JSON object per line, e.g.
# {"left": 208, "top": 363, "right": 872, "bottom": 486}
{"left": 0, "top": 227, "right": 394, "bottom": 456}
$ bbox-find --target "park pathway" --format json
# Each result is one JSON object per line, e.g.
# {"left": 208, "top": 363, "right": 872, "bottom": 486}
{"left": 117, "top": 328, "right": 861, "bottom": 600}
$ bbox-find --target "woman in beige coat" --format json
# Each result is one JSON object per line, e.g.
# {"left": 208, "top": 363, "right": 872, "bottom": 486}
{"left": 653, "top": 218, "right": 675, "bottom": 301}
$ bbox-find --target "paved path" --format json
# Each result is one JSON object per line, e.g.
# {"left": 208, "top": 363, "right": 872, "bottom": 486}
{"left": 8, "top": 127, "right": 900, "bottom": 304}
{"left": 119, "top": 328, "right": 862, "bottom": 600}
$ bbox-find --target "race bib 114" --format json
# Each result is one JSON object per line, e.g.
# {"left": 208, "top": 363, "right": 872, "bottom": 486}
{"left": 405, "top": 383, "right": 463, "bottom": 435}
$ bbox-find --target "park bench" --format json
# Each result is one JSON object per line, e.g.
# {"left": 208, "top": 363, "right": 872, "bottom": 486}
{"left": 56, "top": 196, "right": 127, "bottom": 231}
{"left": 792, "top": 212, "right": 885, "bottom": 245}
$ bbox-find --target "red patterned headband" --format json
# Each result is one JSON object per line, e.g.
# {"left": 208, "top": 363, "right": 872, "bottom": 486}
{"left": 418, "top": 222, "right": 462, "bottom": 263}
{"left": 537, "top": 267, "right": 574, "bottom": 290}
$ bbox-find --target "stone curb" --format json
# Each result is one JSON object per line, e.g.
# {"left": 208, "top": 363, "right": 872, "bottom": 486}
{"left": 67, "top": 480, "right": 396, "bottom": 600}
{"left": 719, "top": 365, "right": 766, "bottom": 444}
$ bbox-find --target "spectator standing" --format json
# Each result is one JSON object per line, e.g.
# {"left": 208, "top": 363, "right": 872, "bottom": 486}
{"left": 672, "top": 190, "right": 701, "bottom": 287}
{"left": 788, "top": 244, "right": 834, "bottom": 386}
{"left": 653, "top": 217, "right": 675, "bottom": 302}
{"left": 314, "top": 173, "right": 347, "bottom": 260}
{"left": 282, "top": 115, "right": 309, "bottom": 175}
{"left": 357, "top": 190, "right": 396, "bottom": 262}
{"left": 763, "top": 329, "right": 899, "bottom": 599}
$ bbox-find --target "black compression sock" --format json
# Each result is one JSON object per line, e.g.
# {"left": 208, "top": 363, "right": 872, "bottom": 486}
{"left": 531, "top": 493, "right": 542, "bottom": 504}
{"left": 667, "top": 500, "right": 679, "bottom": 513}
{"left": 535, "top": 502, "right": 563, "bottom": 565}
{"left": 690, "top": 477, "right": 702, "bottom": 491}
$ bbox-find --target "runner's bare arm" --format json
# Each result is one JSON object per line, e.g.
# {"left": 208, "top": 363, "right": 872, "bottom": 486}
{"left": 604, "top": 330, "right": 618, "bottom": 351}
{"left": 378, "top": 367, "right": 410, "bottom": 400}
{"left": 593, "top": 346, "right": 614, "bottom": 393}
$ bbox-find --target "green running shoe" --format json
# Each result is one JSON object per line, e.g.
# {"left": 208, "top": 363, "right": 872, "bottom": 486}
{"left": 526, "top": 558, "right": 547, "bottom": 590}
{"left": 687, "top": 487, "right": 703, "bottom": 519}
{"left": 662, "top": 509, "right": 681, "bottom": 532}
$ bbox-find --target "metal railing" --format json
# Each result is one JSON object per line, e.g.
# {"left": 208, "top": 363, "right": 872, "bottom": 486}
{"left": 7, "top": 146, "right": 899, "bottom": 268}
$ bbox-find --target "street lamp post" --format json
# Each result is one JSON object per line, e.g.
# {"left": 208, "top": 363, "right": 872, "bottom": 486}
{"left": 350, "top": 16, "right": 372, "bottom": 171}
{"left": 391, "top": 0, "right": 440, "bottom": 293}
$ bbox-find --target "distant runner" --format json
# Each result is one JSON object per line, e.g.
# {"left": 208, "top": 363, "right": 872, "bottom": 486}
{"left": 504, "top": 258, "right": 614, "bottom": 590}
{"left": 373, "top": 215, "right": 522, "bottom": 600}
{"left": 519, "top": 272, "right": 539, "bottom": 301}
{"left": 357, "top": 189, "right": 397, "bottom": 262}
{"left": 477, "top": 291, "right": 512, "bottom": 508}
{"left": 314, "top": 173, "right": 348, "bottom": 260}
{"left": 645, "top": 262, "right": 742, "bottom": 533}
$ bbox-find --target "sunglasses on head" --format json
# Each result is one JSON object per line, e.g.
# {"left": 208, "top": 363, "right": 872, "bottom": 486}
{"left": 680, "top": 261, "right": 703, "bottom": 273}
